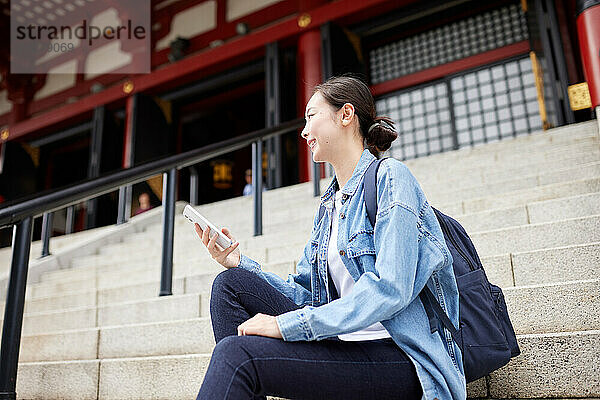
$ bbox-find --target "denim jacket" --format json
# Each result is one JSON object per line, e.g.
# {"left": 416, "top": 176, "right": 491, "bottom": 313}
{"left": 238, "top": 149, "right": 466, "bottom": 400}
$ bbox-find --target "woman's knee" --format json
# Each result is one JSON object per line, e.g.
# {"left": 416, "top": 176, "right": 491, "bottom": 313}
{"left": 211, "top": 267, "right": 252, "bottom": 294}
{"left": 211, "top": 335, "right": 254, "bottom": 370}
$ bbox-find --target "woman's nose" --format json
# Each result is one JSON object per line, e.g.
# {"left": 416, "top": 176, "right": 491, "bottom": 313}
{"left": 301, "top": 125, "right": 309, "bottom": 138}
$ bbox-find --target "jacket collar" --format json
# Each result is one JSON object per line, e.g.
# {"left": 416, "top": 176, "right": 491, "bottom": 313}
{"left": 320, "top": 149, "right": 376, "bottom": 208}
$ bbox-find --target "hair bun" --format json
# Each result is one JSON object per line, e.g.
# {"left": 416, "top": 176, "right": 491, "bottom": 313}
{"left": 365, "top": 116, "right": 397, "bottom": 154}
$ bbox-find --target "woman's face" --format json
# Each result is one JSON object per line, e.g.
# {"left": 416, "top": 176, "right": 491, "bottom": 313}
{"left": 301, "top": 92, "right": 341, "bottom": 163}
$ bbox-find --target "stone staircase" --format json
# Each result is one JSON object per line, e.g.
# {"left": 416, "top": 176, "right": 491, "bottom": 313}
{"left": 1, "top": 120, "right": 599, "bottom": 399}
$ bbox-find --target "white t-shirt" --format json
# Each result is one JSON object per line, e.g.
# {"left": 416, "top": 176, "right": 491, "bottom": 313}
{"left": 328, "top": 190, "right": 391, "bottom": 341}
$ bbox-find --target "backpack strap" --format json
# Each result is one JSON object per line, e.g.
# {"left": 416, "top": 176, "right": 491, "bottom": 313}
{"left": 363, "top": 157, "right": 461, "bottom": 347}
{"left": 419, "top": 289, "right": 464, "bottom": 351}
{"left": 363, "top": 158, "right": 442, "bottom": 336}
{"left": 363, "top": 158, "right": 385, "bottom": 228}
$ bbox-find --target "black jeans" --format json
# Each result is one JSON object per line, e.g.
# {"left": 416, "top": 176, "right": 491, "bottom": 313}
{"left": 197, "top": 267, "right": 422, "bottom": 400}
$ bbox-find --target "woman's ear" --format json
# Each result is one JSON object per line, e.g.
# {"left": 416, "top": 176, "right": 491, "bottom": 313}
{"left": 340, "top": 103, "right": 355, "bottom": 126}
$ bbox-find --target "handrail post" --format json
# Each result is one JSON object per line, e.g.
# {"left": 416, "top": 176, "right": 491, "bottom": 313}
{"left": 189, "top": 166, "right": 199, "bottom": 206}
{"left": 0, "top": 216, "right": 33, "bottom": 400}
{"left": 265, "top": 42, "right": 282, "bottom": 190}
{"left": 252, "top": 140, "right": 263, "bottom": 236}
{"left": 40, "top": 212, "right": 53, "bottom": 258}
{"left": 160, "top": 168, "right": 177, "bottom": 296}
{"left": 117, "top": 186, "right": 132, "bottom": 225}
{"left": 65, "top": 206, "right": 75, "bottom": 234}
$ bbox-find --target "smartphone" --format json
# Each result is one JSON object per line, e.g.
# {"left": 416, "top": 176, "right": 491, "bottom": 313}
{"left": 183, "top": 204, "right": 233, "bottom": 249}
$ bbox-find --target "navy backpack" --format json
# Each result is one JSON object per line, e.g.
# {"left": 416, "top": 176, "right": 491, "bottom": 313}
{"left": 319, "top": 158, "right": 520, "bottom": 382}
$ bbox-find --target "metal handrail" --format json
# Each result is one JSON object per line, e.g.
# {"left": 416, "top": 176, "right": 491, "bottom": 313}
{"left": 0, "top": 117, "right": 304, "bottom": 400}
{"left": 0, "top": 117, "right": 303, "bottom": 227}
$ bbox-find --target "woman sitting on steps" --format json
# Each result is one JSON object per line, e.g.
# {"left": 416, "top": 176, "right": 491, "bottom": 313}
{"left": 194, "top": 75, "right": 466, "bottom": 400}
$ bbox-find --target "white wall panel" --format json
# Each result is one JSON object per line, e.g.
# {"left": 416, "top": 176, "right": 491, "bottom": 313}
{"left": 156, "top": 1, "right": 217, "bottom": 50}
{"left": 84, "top": 41, "right": 132, "bottom": 79}
{"left": 226, "top": 0, "right": 281, "bottom": 21}
{"left": 33, "top": 60, "right": 77, "bottom": 100}
{"left": 0, "top": 90, "right": 11, "bottom": 116}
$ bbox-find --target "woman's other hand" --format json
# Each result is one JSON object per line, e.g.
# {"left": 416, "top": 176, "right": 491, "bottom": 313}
{"left": 237, "top": 313, "right": 283, "bottom": 339}
{"left": 195, "top": 224, "right": 241, "bottom": 269}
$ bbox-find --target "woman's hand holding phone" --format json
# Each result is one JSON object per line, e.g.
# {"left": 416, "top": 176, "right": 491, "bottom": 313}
{"left": 195, "top": 224, "right": 241, "bottom": 269}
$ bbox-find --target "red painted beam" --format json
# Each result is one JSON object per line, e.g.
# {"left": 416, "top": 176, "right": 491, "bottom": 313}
{"left": 371, "top": 41, "right": 531, "bottom": 97}
{"left": 5, "top": 0, "right": 396, "bottom": 142}
{"left": 28, "top": 72, "right": 129, "bottom": 116}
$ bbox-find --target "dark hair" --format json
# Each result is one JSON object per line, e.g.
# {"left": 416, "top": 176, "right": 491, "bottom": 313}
{"left": 314, "top": 75, "right": 397, "bottom": 157}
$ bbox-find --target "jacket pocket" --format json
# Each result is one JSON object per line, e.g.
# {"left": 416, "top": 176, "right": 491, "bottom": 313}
{"left": 346, "top": 231, "right": 376, "bottom": 258}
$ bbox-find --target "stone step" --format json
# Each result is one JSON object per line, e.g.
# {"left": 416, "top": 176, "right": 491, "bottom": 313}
{"left": 132, "top": 175, "right": 599, "bottom": 253}
{"left": 98, "top": 293, "right": 203, "bottom": 327}
{"left": 15, "top": 293, "right": 204, "bottom": 336}
{"left": 426, "top": 161, "right": 600, "bottom": 204}
{"left": 481, "top": 241, "right": 600, "bottom": 288}
{"left": 17, "top": 277, "right": 598, "bottom": 363}
{"left": 111, "top": 188, "right": 600, "bottom": 269}
{"left": 17, "top": 359, "right": 100, "bottom": 400}
{"left": 455, "top": 192, "right": 600, "bottom": 232}
{"left": 16, "top": 330, "right": 600, "bottom": 399}
{"left": 19, "top": 306, "right": 97, "bottom": 336}
{"left": 410, "top": 139, "right": 600, "bottom": 178}
{"left": 22, "top": 291, "right": 96, "bottom": 314}
{"left": 15, "top": 318, "right": 215, "bottom": 364}
{"left": 504, "top": 279, "right": 600, "bottom": 335}
{"left": 24, "top": 207, "right": 600, "bottom": 306}
{"left": 149, "top": 163, "right": 600, "bottom": 240}
{"left": 0, "top": 223, "right": 126, "bottom": 276}
{"left": 31, "top": 211, "right": 598, "bottom": 306}
{"left": 408, "top": 124, "right": 598, "bottom": 160}
{"left": 511, "top": 242, "right": 600, "bottom": 286}
{"left": 97, "top": 277, "right": 186, "bottom": 306}
{"left": 265, "top": 214, "right": 600, "bottom": 265}
{"left": 19, "top": 328, "right": 99, "bottom": 363}
{"left": 7, "top": 238, "right": 597, "bottom": 323}
{"left": 179, "top": 143, "right": 599, "bottom": 224}
{"left": 8, "top": 238, "right": 598, "bottom": 322}
{"left": 141, "top": 122, "right": 598, "bottom": 223}
{"left": 461, "top": 176, "right": 600, "bottom": 213}
{"left": 98, "top": 317, "right": 215, "bottom": 360}
{"left": 526, "top": 192, "right": 600, "bottom": 224}
{"left": 406, "top": 120, "right": 597, "bottom": 163}
{"left": 487, "top": 330, "right": 600, "bottom": 398}
{"left": 417, "top": 150, "right": 600, "bottom": 195}
{"left": 199, "top": 174, "right": 600, "bottom": 236}
{"left": 419, "top": 149, "right": 600, "bottom": 191}
{"left": 24, "top": 261, "right": 293, "bottom": 305}
{"left": 470, "top": 214, "right": 600, "bottom": 255}
{"left": 182, "top": 153, "right": 600, "bottom": 228}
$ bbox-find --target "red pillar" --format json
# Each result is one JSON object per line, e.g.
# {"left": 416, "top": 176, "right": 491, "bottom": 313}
{"left": 576, "top": 1, "right": 600, "bottom": 108}
{"left": 122, "top": 94, "right": 136, "bottom": 168}
{"left": 297, "top": 29, "right": 322, "bottom": 183}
